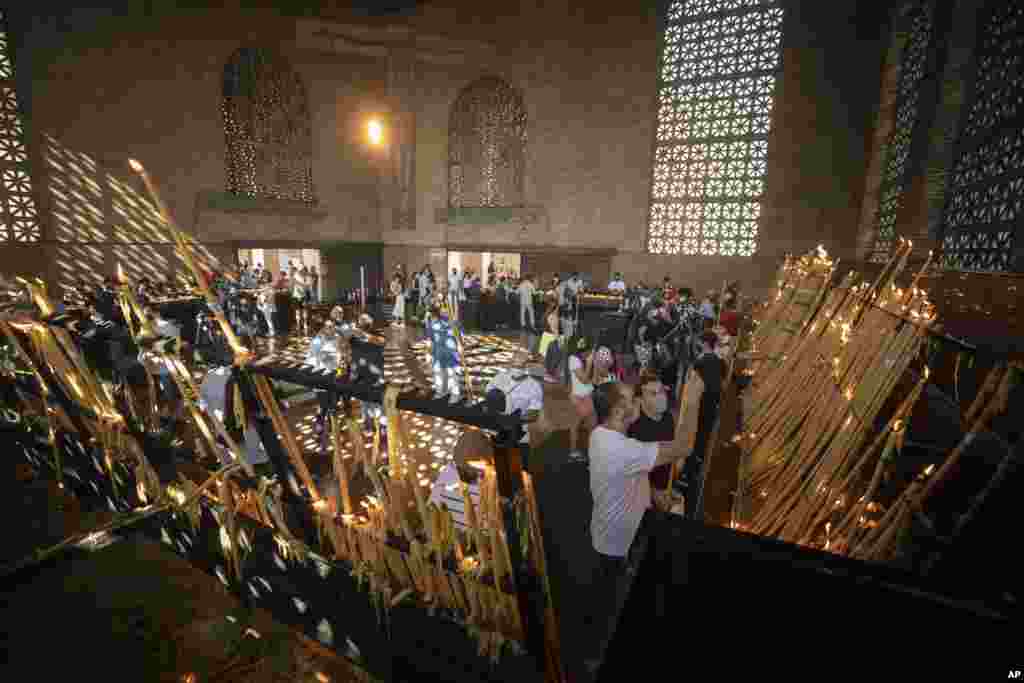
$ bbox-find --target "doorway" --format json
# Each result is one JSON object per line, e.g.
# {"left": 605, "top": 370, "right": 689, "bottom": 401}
{"left": 446, "top": 251, "right": 521, "bottom": 285}
{"left": 237, "top": 248, "right": 323, "bottom": 299}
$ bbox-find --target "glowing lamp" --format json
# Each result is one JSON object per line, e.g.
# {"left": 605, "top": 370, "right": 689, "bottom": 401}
{"left": 367, "top": 119, "right": 384, "bottom": 146}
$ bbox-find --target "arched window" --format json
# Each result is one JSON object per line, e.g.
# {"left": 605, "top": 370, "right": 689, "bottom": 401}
{"left": 0, "top": 9, "right": 40, "bottom": 242}
{"left": 448, "top": 76, "right": 526, "bottom": 208}
{"left": 939, "top": 0, "right": 1024, "bottom": 272}
{"left": 646, "top": 0, "right": 784, "bottom": 256}
{"left": 222, "top": 47, "right": 315, "bottom": 203}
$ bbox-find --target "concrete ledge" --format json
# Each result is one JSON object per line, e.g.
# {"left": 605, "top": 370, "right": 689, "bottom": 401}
{"left": 198, "top": 190, "right": 328, "bottom": 218}
{"left": 434, "top": 206, "right": 545, "bottom": 226}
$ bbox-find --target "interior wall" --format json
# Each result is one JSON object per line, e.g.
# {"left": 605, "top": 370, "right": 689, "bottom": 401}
{"left": 4, "top": 1, "right": 887, "bottom": 300}
{"left": 758, "top": 0, "right": 890, "bottom": 266}
{"left": 319, "top": 242, "right": 383, "bottom": 302}
{"left": 402, "top": 0, "right": 886, "bottom": 295}
{"left": 6, "top": 1, "right": 387, "bottom": 270}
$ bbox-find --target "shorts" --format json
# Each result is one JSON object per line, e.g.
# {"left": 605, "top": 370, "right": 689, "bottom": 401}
{"left": 571, "top": 394, "right": 595, "bottom": 420}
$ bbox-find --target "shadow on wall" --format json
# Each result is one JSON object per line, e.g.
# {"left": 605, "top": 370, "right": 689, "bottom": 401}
{"left": 43, "top": 132, "right": 224, "bottom": 295}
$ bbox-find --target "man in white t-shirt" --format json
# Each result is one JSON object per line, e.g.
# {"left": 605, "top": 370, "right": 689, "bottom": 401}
{"left": 428, "top": 429, "right": 491, "bottom": 532}
{"left": 447, "top": 268, "right": 461, "bottom": 314}
{"left": 517, "top": 275, "right": 536, "bottom": 330}
{"left": 585, "top": 381, "right": 688, "bottom": 669}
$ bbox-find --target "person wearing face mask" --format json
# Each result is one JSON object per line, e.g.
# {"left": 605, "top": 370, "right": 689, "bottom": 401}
{"left": 585, "top": 381, "right": 689, "bottom": 672}
{"left": 627, "top": 370, "right": 675, "bottom": 506}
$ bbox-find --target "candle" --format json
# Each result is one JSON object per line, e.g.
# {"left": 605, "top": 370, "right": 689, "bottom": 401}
{"left": 408, "top": 468, "right": 431, "bottom": 542}
{"left": 461, "top": 481, "right": 488, "bottom": 572}
{"left": 330, "top": 415, "right": 353, "bottom": 515}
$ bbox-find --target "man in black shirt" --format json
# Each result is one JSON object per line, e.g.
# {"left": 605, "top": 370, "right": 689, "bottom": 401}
{"left": 627, "top": 370, "right": 675, "bottom": 501}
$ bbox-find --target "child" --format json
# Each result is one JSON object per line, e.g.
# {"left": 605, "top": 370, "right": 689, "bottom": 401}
{"left": 426, "top": 299, "right": 464, "bottom": 403}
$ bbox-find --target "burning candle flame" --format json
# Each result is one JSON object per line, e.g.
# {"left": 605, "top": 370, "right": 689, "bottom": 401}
{"left": 128, "top": 159, "right": 144, "bottom": 173}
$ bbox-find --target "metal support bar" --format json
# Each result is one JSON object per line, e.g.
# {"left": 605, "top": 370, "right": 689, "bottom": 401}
{"left": 492, "top": 435, "right": 565, "bottom": 683}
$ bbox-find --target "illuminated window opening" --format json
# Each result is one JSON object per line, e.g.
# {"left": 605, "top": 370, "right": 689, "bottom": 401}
{"left": 646, "top": 0, "right": 784, "bottom": 257}
{"left": 0, "top": 10, "right": 41, "bottom": 243}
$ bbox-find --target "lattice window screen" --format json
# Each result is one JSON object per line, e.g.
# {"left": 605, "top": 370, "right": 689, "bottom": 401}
{"left": 0, "top": 10, "right": 40, "bottom": 243}
{"left": 939, "top": 0, "right": 1024, "bottom": 272}
{"left": 447, "top": 76, "right": 526, "bottom": 209}
{"left": 646, "top": 0, "right": 784, "bottom": 256}
{"left": 222, "top": 47, "right": 315, "bottom": 203}
{"left": 869, "top": 2, "right": 936, "bottom": 263}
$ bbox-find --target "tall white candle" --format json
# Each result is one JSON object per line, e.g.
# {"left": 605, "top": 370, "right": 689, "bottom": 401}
{"left": 360, "top": 266, "right": 366, "bottom": 311}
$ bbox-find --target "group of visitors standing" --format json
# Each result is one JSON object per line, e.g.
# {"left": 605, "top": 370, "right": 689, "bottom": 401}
{"left": 234, "top": 260, "right": 320, "bottom": 338}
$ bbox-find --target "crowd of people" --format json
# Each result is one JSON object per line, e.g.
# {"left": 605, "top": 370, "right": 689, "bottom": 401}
{"left": 64, "top": 260, "right": 741, "bottom": 677}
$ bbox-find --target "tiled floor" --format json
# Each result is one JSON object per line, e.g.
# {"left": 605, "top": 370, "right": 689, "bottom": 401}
{"left": 242, "top": 327, "right": 579, "bottom": 508}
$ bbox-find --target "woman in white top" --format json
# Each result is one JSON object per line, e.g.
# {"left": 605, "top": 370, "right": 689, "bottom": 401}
{"left": 258, "top": 283, "right": 276, "bottom": 336}
{"left": 390, "top": 275, "right": 405, "bottom": 326}
{"left": 567, "top": 343, "right": 596, "bottom": 460}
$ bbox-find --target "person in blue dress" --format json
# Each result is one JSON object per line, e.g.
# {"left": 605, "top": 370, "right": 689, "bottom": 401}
{"left": 425, "top": 295, "right": 464, "bottom": 403}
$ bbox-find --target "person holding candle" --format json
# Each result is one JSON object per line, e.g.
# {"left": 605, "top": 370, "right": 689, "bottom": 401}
{"left": 627, "top": 370, "right": 676, "bottom": 511}
{"left": 584, "top": 380, "right": 691, "bottom": 673}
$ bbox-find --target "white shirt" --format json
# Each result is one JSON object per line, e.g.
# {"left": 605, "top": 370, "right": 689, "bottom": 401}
{"left": 448, "top": 272, "right": 461, "bottom": 295}
{"left": 154, "top": 316, "right": 181, "bottom": 339}
{"left": 608, "top": 279, "right": 626, "bottom": 293}
{"left": 428, "top": 464, "right": 481, "bottom": 532}
{"left": 589, "top": 426, "right": 658, "bottom": 557}
{"left": 568, "top": 355, "right": 593, "bottom": 397}
{"left": 557, "top": 281, "right": 571, "bottom": 306}
{"left": 486, "top": 370, "right": 544, "bottom": 443}
{"left": 517, "top": 280, "right": 535, "bottom": 305}
{"left": 305, "top": 334, "right": 340, "bottom": 373}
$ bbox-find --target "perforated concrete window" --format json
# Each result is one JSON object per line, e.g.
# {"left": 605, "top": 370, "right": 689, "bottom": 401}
{"left": 939, "top": 0, "right": 1024, "bottom": 272}
{"left": 222, "top": 47, "right": 315, "bottom": 203}
{"left": 447, "top": 76, "right": 526, "bottom": 209}
{"left": 0, "top": 10, "right": 40, "bottom": 243}
{"left": 646, "top": 0, "right": 784, "bottom": 256}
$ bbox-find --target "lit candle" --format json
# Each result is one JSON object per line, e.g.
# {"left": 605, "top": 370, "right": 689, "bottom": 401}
{"left": 461, "top": 480, "right": 486, "bottom": 570}
{"left": 330, "top": 415, "right": 353, "bottom": 515}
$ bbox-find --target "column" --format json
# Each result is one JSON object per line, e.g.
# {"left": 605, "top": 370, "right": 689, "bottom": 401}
{"left": 387, "top": 49, "right": 417, "bottom": 232}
